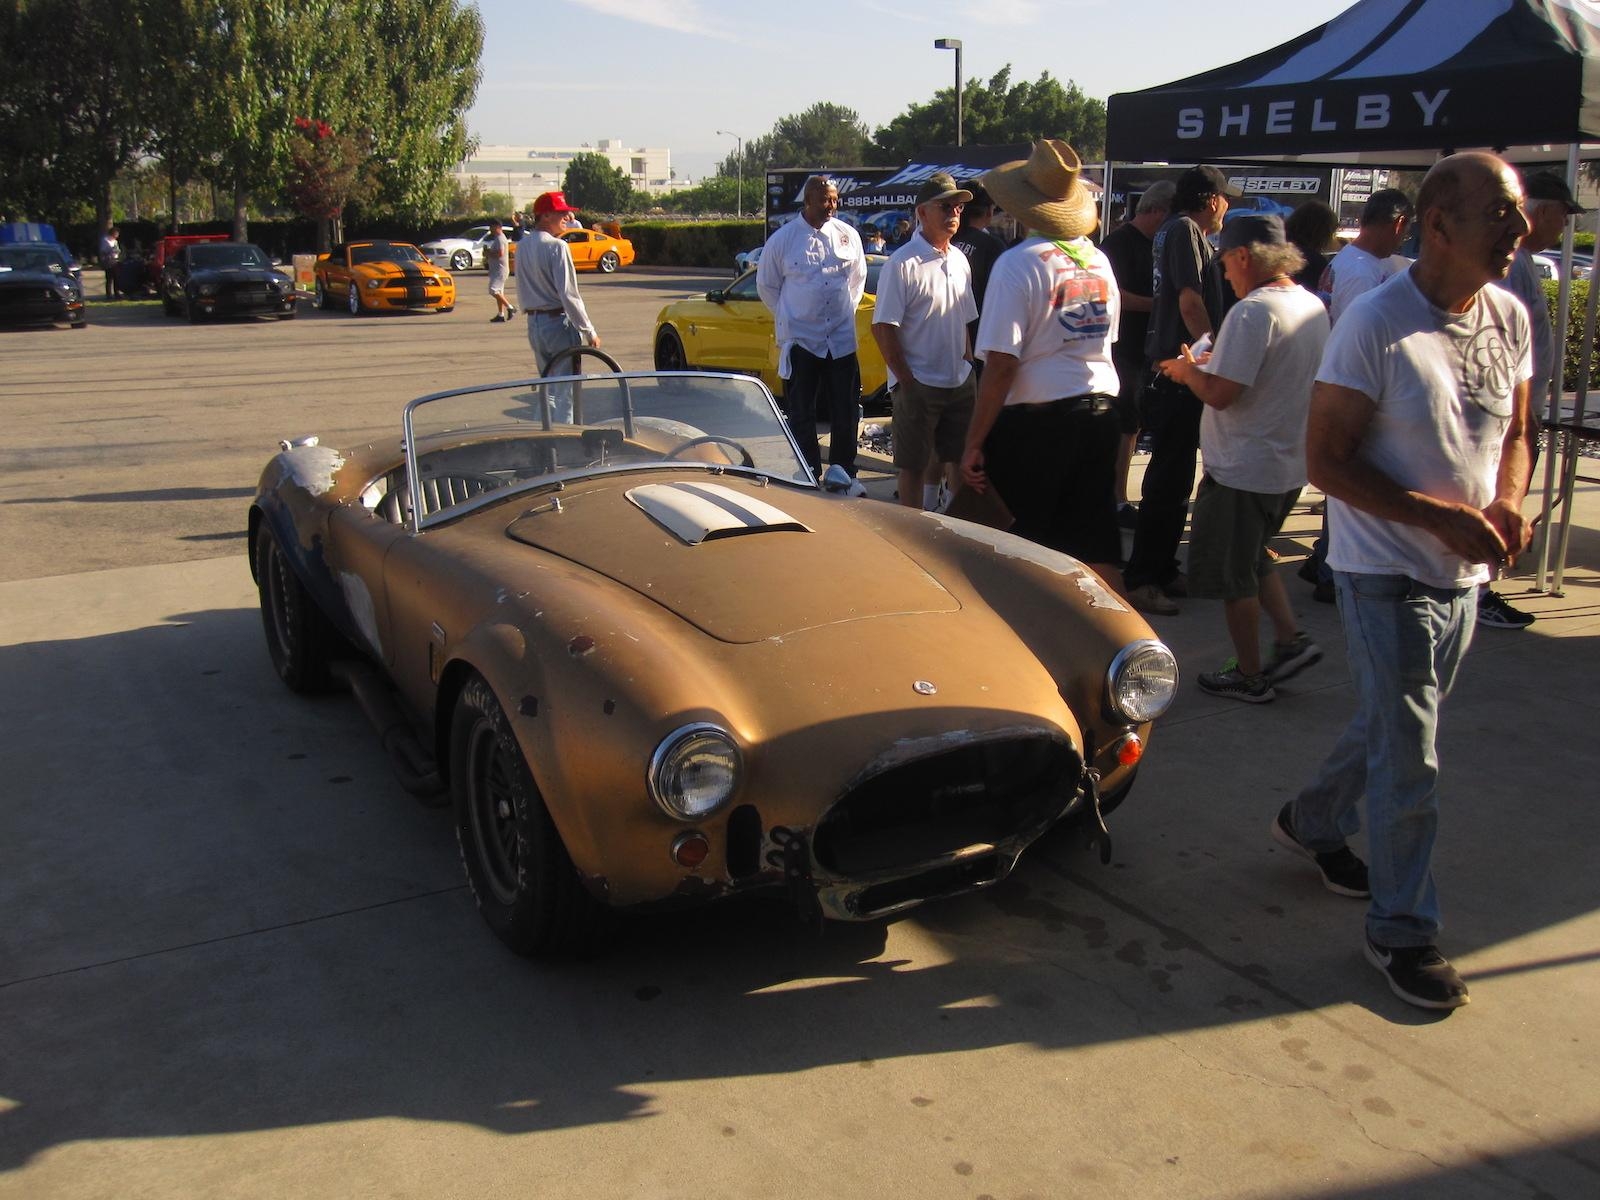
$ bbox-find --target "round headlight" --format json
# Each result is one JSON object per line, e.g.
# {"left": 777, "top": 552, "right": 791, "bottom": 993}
{"left": 649, "top": 723, "right": 741, "bottom": 820}
{"left": 366, "top": 278, "right": 384, "bottom": 289}
{"left": 1107, "top": 639, "right": 1179, "bottom": 724}
{"left": 197, "top": 283, "right": 218, "bottom": 296}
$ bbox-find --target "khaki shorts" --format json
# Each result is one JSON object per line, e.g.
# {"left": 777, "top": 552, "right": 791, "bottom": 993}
{"left": 1187, "top": 475, "right": 1302, "bottom": 600}
{"left": 891, "top": 374, "right": 976, "bottom": 470}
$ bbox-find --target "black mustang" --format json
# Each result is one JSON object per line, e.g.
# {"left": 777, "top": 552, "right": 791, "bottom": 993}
{"left": 159, "top": 241, "right": 297, "bottom": 322}
{"left": 0, "top": 244, "right": 87, "bottom": 329}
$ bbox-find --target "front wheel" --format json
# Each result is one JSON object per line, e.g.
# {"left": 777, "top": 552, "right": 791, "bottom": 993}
{"left": 597, "top": 250, "right": 620, "bottom": 274}
{"left": 654, "top": 326, "right": 687, "bottom": 372}
{"left": 451, "top": 673, "right": 613, "bottom": 957}
{"left": 347, "top": 282, "right": 362, "bottom": 315}
{"left": 185, "top": 296, "right": 202, "bottom": 323}
{"left": 450, "top": 249, "right": 472, "bottom": 271}
{"left": 315, "top": 278, "right": 331, "bottom": 310}
{"left": 255, "top": 523, "right": 336, "bottom": 693}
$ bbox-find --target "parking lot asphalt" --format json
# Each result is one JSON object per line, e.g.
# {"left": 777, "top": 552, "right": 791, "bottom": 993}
{"left": 1, "top": 275, "right": 1598, "bottom": 1199}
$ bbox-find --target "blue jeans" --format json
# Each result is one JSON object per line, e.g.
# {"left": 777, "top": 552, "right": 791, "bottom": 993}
{"left": 527, "top": 311, "right": 583, "bottom": 422}
{"left": 1291, "top": 571, "right": 1476, "bottom": 947}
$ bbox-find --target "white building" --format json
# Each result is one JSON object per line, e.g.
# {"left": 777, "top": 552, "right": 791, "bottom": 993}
{"left": 454, "top": 141, "right": 675, "bottom": 208}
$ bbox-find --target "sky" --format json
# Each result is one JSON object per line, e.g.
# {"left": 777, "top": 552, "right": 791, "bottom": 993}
{"left": 466, "top": 0, "right": 1359, "bottom": 182}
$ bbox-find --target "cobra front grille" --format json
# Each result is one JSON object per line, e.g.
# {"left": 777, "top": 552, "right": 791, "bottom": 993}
{"left": 0, "top": 288, "right": 54, "bottom": 308}
{"left": 812, "top": 734, "right": 1081, "bottom": 876}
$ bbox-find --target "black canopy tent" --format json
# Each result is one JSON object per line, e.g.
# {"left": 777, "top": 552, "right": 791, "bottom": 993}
{"left": 1106, "top": 0, "right": 1600, "bottom": 167}
{"left": 1104, "top": 0, "right": 1600, "bottom": 589}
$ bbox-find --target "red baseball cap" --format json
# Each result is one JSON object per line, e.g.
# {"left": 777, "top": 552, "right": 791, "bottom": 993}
{"left": 533, "top": 190, "right": 578, "bottom": 215}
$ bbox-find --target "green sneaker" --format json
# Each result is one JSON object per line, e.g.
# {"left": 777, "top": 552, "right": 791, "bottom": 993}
{"left": 1198, "top": 658, "right": 1276, "bottom": 704}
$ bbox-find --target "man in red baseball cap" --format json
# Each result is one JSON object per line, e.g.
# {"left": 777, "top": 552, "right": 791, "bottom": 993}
{"left": 515, "top": 191, "right": 602, "bottom": 404}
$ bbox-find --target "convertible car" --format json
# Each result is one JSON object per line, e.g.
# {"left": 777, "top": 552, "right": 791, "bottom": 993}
{"left": 653, "top": 257, "right": 890, "bottom": 408}
{"left": 313, "top": 240, "right": 456, "bottom": 315}
{"left": 250, "top": 368, "right": 1177, "bottom": 957}
{"left": 159, "top": 241, "right": 296, "bottom": 321}
{"left": 0, "top": 243, "right": 87, "bottom": 329}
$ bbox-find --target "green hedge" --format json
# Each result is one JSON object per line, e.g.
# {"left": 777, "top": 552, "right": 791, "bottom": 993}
{"left": 1574, "top": 231, "right": 1594, "bottom": 252}
{"left": 1543, "top": 278, "right": 1600, "bottom": 392}
{"left": 622, "top": 220, "right": 764, "bottom": 269}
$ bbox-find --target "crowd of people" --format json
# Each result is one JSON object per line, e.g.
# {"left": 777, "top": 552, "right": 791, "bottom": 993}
{"left": 759, "top": 144, "right": 1561, "bottom": 1013}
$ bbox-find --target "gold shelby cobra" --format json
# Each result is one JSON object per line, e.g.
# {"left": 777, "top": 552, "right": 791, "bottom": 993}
{"left": 249, "top": 367, "right": 1177, "bottom": 956}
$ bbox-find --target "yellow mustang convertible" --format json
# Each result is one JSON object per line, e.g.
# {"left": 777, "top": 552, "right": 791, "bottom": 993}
{"left": 653, "top": 257, "right": 890, "bottom": 407}
{"left": 314, "top": 240, "right": 456, "bottom": 315}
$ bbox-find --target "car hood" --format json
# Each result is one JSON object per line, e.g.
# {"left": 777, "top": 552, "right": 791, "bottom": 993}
{"left": 188, "top": 266, "right": 283, "bottom": 284}
{"left": 356, "top": 260, "right": 447, "bottom": 281}
{"left": 0, "top": 268, "right": 72, "bottom": 287}
{"left": 504, "top": 476, "right": 958, "bottom": 643}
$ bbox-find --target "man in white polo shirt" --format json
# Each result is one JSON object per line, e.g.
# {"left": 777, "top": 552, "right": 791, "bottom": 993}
{"left": 872, "top": 172, "right": 978, "bottom": 509}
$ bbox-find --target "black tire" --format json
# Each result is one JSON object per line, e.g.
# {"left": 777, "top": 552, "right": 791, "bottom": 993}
{"left": 185, "top": 296, "right": 202, "bottom": 323}
{"left": 653, "top": 327, "right": 688, "bottom": 372}
{"left": 451, "top": 673, "right": 613, "bottom": 957}
{"left": 315, "top": 278, "right": 331, "bottom": 310}
{"left": 279, "top": 307, "right": 297, "bottom": 320}
{"left": 163, "top": 292, "right": 180, "bottom": 317}
{"left": 347, "top": 282, "right": 362, "bottom": 315}
{"left": 255, "top": 522, "right": 337, "bottom": 693}
{"left": 450, "top": 249, "right": 472, "bottom": 271}
{"left": 597, "top": 250, "right": 620, "bottom": 274}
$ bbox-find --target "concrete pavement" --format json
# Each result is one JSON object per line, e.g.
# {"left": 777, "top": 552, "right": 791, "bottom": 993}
{"left": 1, "top": 278, "right": 1597, "bottom": 1197}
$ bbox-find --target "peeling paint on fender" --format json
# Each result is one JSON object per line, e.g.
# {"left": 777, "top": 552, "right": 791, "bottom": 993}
{"left": 923, "top": 513, "right": 1129, "bottom": 610}
{"left": 279, "top": 445, "right": 347, "bottom": 496}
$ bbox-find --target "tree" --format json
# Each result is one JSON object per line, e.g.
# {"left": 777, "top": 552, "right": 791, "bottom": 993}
{"left": 870, "top": 67, "right": 1107, "bottom": 165}
{"left": 564, "top": 152, "right": 633, "bottom": 212}
{"left": 284, "top": 117, "right": 376, "bottom": 247}
{"left": 720, "top": 103, "right": 871, "bottom": 175}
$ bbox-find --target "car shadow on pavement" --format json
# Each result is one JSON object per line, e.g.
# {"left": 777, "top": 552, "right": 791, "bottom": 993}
{"left": 0, "top": 601, "right": 1596, "bottom": 1195}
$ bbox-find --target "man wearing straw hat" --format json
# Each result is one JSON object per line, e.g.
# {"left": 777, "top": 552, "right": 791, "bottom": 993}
{"left": 960, "top": 140, "right": 1125, "bottom": 585}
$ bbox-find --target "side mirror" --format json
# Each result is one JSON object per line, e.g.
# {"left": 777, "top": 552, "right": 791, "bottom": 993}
{"left": 705, "top": 290, "right": 726, "bottom": 303}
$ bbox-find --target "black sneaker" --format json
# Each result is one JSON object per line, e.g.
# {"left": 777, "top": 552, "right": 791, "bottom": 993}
{"left": 1264, "top": 632, "right": 1322, "bottom": 686}
{"left": 1476, "top": 589, "right": 1535, "bottom": 629}
{"left": 1198, "top": 660, "right": 1275, "bottom": 703}
{"left": 1271, "top": 802, "right": 1369, "bottom": 897}
{"left": 1365, "top": 937, "right": 1470, "bottom": 1010}
{"left": 1117, "top": 502, "right": 1139, "bottom": 530}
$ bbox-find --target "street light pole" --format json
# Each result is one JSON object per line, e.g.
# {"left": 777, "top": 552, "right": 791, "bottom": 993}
{"left": 934, "top": 38, "right": 963, "bottom": 146}
{"left": 717, "top": 129, "right": 743, "bottom": 218}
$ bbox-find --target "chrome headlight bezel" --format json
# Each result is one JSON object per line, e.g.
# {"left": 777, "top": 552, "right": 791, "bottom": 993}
{"left": 1106, "top": 639, "right": 1179, "bottom": 724}
{"left": 648, "top": 722, "right": 742, "bottom": 821}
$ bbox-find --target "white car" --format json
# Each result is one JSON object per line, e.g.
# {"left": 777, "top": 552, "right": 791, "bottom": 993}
{"left": 420, "top": 225, "right": 503, "bottom": 272}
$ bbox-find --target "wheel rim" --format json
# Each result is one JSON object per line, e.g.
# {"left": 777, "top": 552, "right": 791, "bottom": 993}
{"left": 315, "top": 279, "right": 325, "bottom": 307}
{"left": 452, "top": 250, "right": 470, "bottom": 271}
{"left": 263, "top": 539, "right": 299, "bottom": 664}
{"left": 656, "top": 330, "right": 686, "bottom": 371}
{"left": 599, "top": 252, "right": 618, "bottom": 273}
{"left": 465, "top": 718, "right": 521, "bottom": 906}
{"left": 348, "top": 283, "right": 360, "bottom": 314}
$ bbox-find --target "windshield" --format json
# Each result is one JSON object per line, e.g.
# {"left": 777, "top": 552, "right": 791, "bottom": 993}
{"left": 399, "top": 372, "right": 811, "bottom": 528}
{"left": 0, "top": 246, "right": 67, "bottom": 273}
{"left": 351, "top": 243, "right": 424, "bottom": 265}
{"left": 188, "top": 244, "right": 270, "bottom": 270}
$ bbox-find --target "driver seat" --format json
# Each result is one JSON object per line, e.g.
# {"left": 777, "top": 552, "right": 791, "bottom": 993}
{"left": 376, "top": 474, "right": 500, "bottom": 524}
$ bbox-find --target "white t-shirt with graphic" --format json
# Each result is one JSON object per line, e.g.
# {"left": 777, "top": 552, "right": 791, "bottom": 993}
{"left": 975, "top": 236, "right": 1121, "bottom": 404}
{"left": 1316, "top": 269, "right": 1531, "bottom": 589}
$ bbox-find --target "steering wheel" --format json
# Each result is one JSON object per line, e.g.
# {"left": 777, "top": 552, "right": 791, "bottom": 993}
{"left": 662, "top": 435, "right": 756, "bottom": 468}
{"left": 540, "top": 345, "right": 624, "bottom": 377}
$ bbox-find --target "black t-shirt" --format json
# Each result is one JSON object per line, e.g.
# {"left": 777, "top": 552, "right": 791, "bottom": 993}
{"left": 1099, "top": 221, "right": 1154, "bottom": 364}
{"left": 950, "top": 226, "right": 1007, "bottom": 312}
{"left": 1145, "top": 214, "right": 1225, "bottom": 363}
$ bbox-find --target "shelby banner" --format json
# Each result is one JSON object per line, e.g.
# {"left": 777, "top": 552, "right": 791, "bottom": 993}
{"left": 1106, "top": 165, "right": 1334, "bottom": 226}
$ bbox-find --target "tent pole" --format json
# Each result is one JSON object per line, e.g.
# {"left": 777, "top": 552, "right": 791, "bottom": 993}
{"left": 1101, "top": 160, "right": 1115, "bottom": 234}
{"left": 1535, "top": 144, "right": 1582, "bottom": 588}
{"left": 1551, "top": 265, "right": 1596, "bottom": 593}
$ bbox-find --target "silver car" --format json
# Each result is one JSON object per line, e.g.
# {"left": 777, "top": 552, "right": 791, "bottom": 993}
{"left": 420, "top": 225, "right": 501, "bottom": 272}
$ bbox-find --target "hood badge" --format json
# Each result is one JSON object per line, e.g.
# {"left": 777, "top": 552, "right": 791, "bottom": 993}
{"left": 913, "top": 680, "right": 937, "bottom": 696}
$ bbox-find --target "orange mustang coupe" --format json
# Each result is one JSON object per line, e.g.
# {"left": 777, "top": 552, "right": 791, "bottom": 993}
{"left": 560, "top": 227, "right": 634, "bottom": 273}
{"left": 313, "top": 240, "right": 456, "bottom": 315}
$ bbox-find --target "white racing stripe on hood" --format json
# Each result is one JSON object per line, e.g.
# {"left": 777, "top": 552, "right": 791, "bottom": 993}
{"left": 627, "top": 481, "right": 810, "bottom": 545}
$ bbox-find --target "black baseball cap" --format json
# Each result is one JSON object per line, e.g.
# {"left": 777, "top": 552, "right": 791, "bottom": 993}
{"left": 1175, "top": 165, "right": 1243, "bottom": 211}
{"left": 1525, "top": 172, "right": 1588, "bottom": 214}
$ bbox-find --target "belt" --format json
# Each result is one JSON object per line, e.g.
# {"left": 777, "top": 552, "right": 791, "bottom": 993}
{"left": 1008, "top": 394, "right": 1116, "bottom": 416}
{"left": 528, "top": 307, "right": 564, "bottom": 316}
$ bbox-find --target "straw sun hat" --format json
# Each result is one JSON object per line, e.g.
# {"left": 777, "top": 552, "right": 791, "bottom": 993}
{"left": 980, "top": 139, "right": 1098, "bottom": 240}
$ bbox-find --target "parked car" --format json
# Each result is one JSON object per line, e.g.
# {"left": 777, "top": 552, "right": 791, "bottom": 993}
{"left": 144, "top": 233, "right": 231, "bottom": 291}
{"left": 733, "top": 246, "right": 762, "bottom": 275}
{"left": 653, "top": 256, "right": 890, "bottom": 408}
{"left": 560, "top": 227, "right": 634, "bottom": 273}
{"left": 420, "top": 225, "right": 507, "bottom": 272}
{"left": 159, "top": 241, "right": 297, "bottom": 322}
{"left": 0, "top": 243, "right": 87, "bottom": 329}
{"left": 313, "top": 241, "right": 456, "bottom": 315}
{"left": 250, "top": 368, "right": 1177, "bottom": 956}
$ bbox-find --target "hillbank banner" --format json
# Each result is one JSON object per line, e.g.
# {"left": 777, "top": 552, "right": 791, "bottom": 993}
{"left": 1106, "top": 0, "right": 1596, "bottom": 164}
{"left": 763, "top": 145, "right": 1054, "bottom": 235}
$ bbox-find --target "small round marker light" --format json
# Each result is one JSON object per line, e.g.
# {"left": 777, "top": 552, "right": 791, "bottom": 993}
{"left": 671, "top": 831, "right": 710, "bottom": 869}
{"left": 1114, "top": 733, "right": 1144, "bottom": 767}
